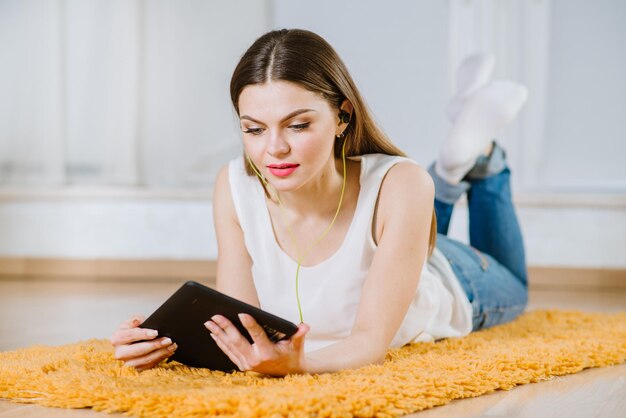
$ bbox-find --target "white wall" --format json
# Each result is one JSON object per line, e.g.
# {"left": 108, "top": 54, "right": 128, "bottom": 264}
{"left": 541, "top": 0, "right": 626, "bottom": 191}
{"left": 0, "top": 197, "right": 624, "bottom": 269}
{"left": 272, "top": 0, "right": 450, "bottom": 168}
{"left": 0, "top": 0, "right": 624, "bottom": 269}
{"left": 0, "top": 198, "right": 215, "bottom": 259}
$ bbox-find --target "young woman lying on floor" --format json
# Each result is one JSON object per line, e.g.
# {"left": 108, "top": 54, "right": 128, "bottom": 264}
{"left": 111, "top": 29, "right": 529, "bottom": 376}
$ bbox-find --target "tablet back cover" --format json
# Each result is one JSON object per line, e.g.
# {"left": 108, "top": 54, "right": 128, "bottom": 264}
{"left": 140, "top": 281, "right": 298, "bottom": 372}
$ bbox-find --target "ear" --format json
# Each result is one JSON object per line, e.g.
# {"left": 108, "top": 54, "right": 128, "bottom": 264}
{"left": 339, "top": 99, "right": 354, "bottom": 122}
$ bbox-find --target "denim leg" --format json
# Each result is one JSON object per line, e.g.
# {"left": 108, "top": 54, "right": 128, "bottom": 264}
{"left": 427, "top": 163, "right": 470, "bottom": 235}
{"left": 434, "top": 199, "right": 453, "bottom": 235}
{"left": 436, "top": 234, "right": 528, "bottom": 331}
{"left": 465, "top": 142, "right": 528, "bottom": 287}
{"left": 429, "top": 140, "right": 528, "bottom": 331}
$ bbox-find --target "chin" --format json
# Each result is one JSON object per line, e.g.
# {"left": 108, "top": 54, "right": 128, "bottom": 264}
{"left": 268, "top": 175, "right": 306, "bottom": 192}
{"left": 271, "top": 181, "right": 300, "bottom": 192}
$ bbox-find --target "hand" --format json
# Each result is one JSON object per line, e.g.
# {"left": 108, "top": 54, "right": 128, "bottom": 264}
{"left": 205, "top": 313, "right": 310, "bottom": 376}
{"left": 109, "top": 315, "right": 178, "bottom": 371}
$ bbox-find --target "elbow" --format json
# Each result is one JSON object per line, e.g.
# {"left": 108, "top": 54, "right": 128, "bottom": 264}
{"left": 369, "top": 345, "right": 390, "bottom": 366}
{"left": 372, "top": 354, "right": 387, "bottom": 366}
{"left": 352, "top": 330, "right": 393, "bottom": 366}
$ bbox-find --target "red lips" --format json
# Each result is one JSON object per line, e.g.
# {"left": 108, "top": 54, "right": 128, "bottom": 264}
{"left": 268, "top": 163, "right": 298, "bottom": 169}
{"left": 267, "top": 163, "right": 299, "bottom": 177}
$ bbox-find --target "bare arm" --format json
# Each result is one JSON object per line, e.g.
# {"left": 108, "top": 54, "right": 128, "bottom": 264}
{"left": 213, "top": 164, "right": 260, "bottom": 307}
{"left": 302, "top": 162, "right": 435, "bottom": 373}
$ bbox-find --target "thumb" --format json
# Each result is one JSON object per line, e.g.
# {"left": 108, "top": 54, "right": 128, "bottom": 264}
{"left": 291, "top": 323, "right": 310, "bottom": 351}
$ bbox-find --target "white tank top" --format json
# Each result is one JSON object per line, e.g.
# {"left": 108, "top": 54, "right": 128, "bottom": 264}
{"left": 228, "top": 154, "right": 472, "bottom": 353}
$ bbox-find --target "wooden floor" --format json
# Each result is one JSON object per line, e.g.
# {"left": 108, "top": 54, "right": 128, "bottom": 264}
{"left": 0, "top": 279, "right": 625, "bottom": 417}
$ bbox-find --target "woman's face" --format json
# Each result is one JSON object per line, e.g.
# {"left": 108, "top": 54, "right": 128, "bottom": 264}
{"left": 238, "top": 80, "right": 341, "bottom": 193}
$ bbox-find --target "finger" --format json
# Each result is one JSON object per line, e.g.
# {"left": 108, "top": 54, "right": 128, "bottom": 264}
{"left": 207, "top": 316, "right": 263, "bottom": 370}
{"left": 110, "top": 327, "right": 159, "bottom": 346}
{"left": 118, "top": 315, "right": 146, "bottom": 330}
{"left": 133, "top": 347, "right": 176, "bottom": 372}
{"left": 238, "top": 313, "right": 272, "bottom": 346}
{"left": 114, "top": 336, "right": 172, "bottom": 361}
{"left": 136, "top": 344, "right": 177, "bottom": 371}
{"left": 209, "top": 333, "right": 246, "bottom": 371}
{"left": 125, "top": 344, "right": 177, "bottom": 371}
{"left": 125, "top": 343, "right": 178, "bottom": 370}
{"left": 205, "top": 320, "right": 249, "bottom": 369}
{"left": 210, "top": 315, "right": 247, "bottom": 342}
{"left": 208, "top": 316, "right": 255, "bottom": 356}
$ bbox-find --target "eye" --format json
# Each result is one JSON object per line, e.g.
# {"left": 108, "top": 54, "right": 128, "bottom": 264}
{"left": 243, "top": 127, "right": 264, "bottom": 136}
{"left": 289, "top": 122, "right": 310, "bottom": 131}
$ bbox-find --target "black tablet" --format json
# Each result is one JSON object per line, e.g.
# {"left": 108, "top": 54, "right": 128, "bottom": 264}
{"left": 139, "top": 280, "right": 299, "bottom": 371}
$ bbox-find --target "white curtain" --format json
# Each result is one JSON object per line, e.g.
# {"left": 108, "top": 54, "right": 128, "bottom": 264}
{"left": 0, "top": 0, "right": 65, "bottom": 185}
{"left": 541, "top": 0, "right": 626, "bottom": 192}
{"left": 0, "top": 0, "right": 268, "bottom": 188}
{"left": 448, "top": 0, "right": 626, "bottom": 194}
{"left": 64, "top": 0, "right": 140, "bottom": 186}
{"left": 2, "top": 0, "right": 625, "bottom": 194}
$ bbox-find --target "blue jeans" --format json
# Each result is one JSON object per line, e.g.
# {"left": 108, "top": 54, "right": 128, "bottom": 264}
{"left": 428, "top": 141, "right": 528, "bottom": 331}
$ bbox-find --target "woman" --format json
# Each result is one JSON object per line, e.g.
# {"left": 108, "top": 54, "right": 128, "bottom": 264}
{"left": 110, "top": 29, "right": 529, "bottom": 376}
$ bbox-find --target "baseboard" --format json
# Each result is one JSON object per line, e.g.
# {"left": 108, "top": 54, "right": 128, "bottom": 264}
{"left": 527, "top": 266, "right": 626, "bottom": 290}
{"left": 0, "top": 258, "right": 624, "bottom": 289}
{"left": 0, "top": 257, "right": 215, "bottom": 283}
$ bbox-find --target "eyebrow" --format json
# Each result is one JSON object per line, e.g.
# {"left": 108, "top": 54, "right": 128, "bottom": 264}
{"left": 240, "top": 109, "right": 316, "bottom": 125}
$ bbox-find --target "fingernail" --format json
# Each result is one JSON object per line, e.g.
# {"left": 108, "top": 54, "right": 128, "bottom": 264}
{"left": 238, "top": 313, "right": 248, "bottom": 324}
{"left": 161, "top": 338, "right": 172, "bottom": 346}
{"left": 168, "top": 343, "right": 177, "bottom": 352}
{"left": 147, "top": 330, "right": 158, "bottom": 337}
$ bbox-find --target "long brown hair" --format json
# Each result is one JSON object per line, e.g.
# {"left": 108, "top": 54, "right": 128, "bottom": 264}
{"left": 229, "top": 29, "right": 437, "bottom": 257}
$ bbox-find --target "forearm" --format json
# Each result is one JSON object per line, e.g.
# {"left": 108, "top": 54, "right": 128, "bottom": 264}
{"left": 301, "top": 332, "right": 388, "bottom": 374}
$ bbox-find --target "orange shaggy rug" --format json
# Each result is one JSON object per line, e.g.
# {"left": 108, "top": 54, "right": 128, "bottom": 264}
{"left": 1, "top": 309, "right": 625, "bottom": 417}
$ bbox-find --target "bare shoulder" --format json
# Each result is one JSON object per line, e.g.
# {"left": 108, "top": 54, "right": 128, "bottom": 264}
{"left": 372, "top": 160, "right": 434, "bottom": 242}
{"left": 379, "top": 161, "right": 435, "bottom": 204}
{"left": 213, "top": 163, "right": 238, "bottom": 223}
{"left": 214, "top": 164, "right": 230, "bottom": 194}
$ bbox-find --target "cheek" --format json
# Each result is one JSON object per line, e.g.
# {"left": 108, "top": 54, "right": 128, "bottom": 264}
{"left": 242, "top": 137, "right": 263, "bottom": 158}
{"left": 293, "top": 129, "right": 335, "bottom": 157}
{"left": 242, "top": 139, "right": 267, "bottom": 174}
{"left": 297, "top": 135, "right": 326, "bottom": 160}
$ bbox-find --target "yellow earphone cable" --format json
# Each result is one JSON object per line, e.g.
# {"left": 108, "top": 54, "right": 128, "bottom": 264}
{"left": 246, "top": 138, "right": 348, "bottom": 323}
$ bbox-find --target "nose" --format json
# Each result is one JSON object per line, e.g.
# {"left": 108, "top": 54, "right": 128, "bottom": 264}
{"left": 266, "top": 130, "right": 290, "bottom": 157}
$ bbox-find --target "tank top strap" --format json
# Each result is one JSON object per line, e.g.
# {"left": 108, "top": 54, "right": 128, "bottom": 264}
{"left": 346, "top": 153, "right": 417, "bottom": 248}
